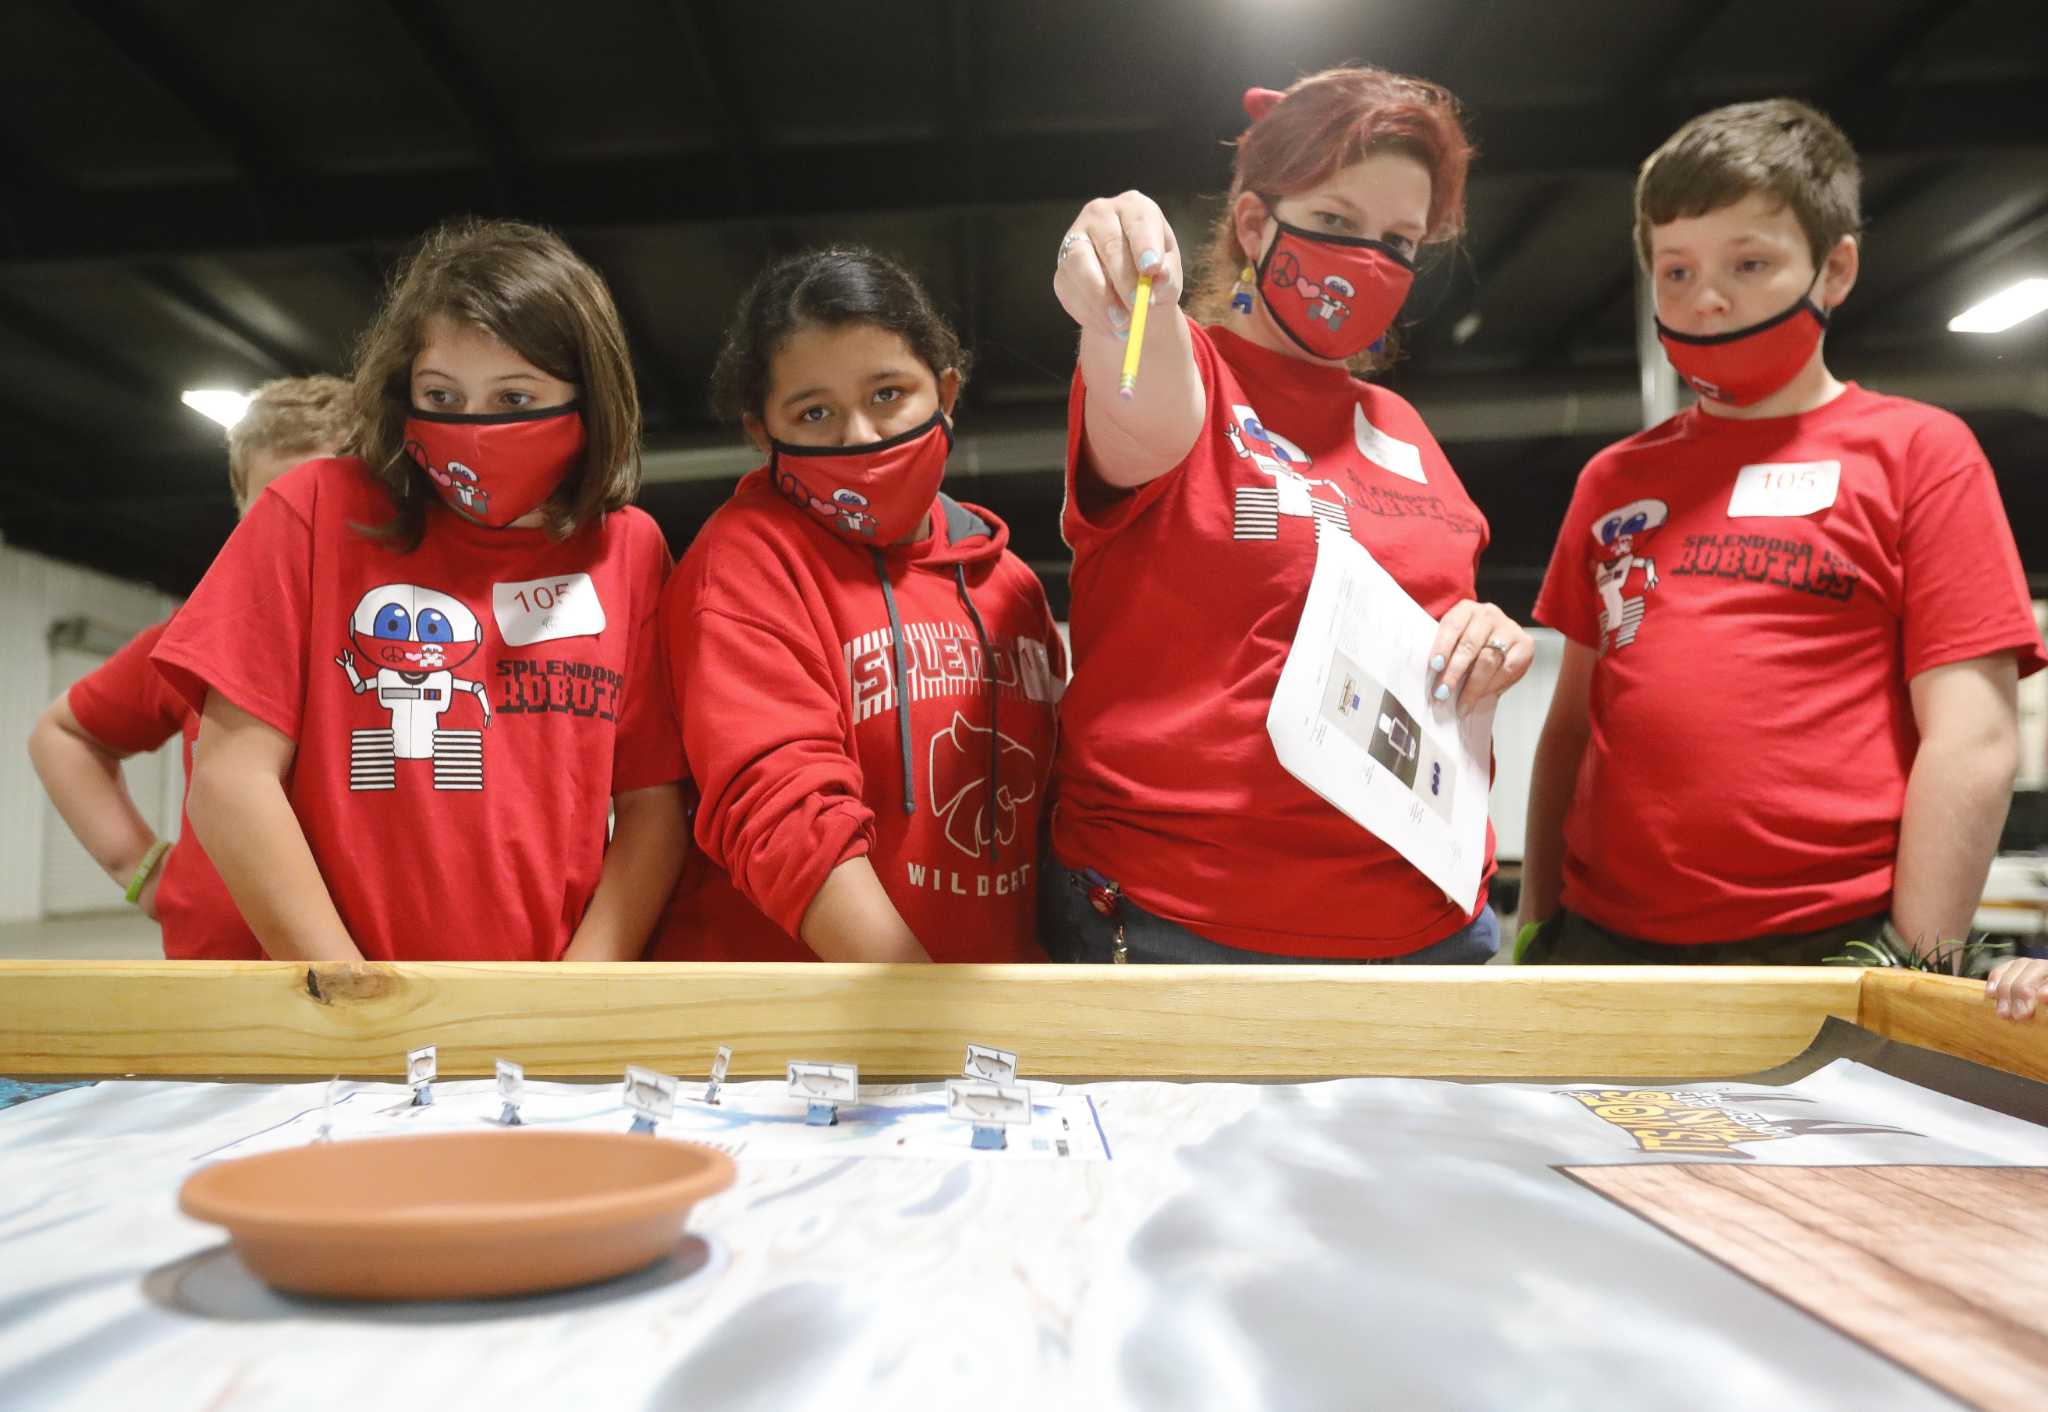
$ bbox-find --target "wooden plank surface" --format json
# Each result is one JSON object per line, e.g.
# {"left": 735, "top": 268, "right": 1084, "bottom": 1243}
{"left": 0, "top": 961, "right": 1860, "bottom": 1079}
{"left": 1570, "top": 1163, "right": 2048, "bottom": 1412}
{"left": 1858, "top": 970, "right": 2048, "bottom": 1084}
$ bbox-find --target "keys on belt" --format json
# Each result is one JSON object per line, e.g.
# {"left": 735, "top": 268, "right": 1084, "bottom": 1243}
{"left": 1072, "top": 867, "right": 1128, "bottom": 964}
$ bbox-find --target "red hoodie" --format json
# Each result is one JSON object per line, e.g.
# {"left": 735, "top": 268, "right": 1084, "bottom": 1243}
{"left": 656, "top": 473, "right": 1065, "bottom": 961}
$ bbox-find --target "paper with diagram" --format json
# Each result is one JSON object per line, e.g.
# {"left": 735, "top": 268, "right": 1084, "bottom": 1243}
{"left": 1266, "top": 525, "right": 1494, "bottom": 906}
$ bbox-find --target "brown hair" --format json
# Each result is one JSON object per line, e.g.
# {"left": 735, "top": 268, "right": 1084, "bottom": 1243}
{"left": 350, "top": 218, "right": 642, "bottom": 550}
{"left": 1194, "top": 65, "right": 1473, "bottom": 368}
{"left": 1635, "top": 99, "right": 1863, "bottom": 270}
{"left": 225, "top": 374, "right": 354, "bottom": 509}
{"left": 709, "top": 246, "right": 970, "bottom": 424}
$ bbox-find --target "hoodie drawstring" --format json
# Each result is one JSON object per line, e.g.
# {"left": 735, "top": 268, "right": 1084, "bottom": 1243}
{"left": 953, "top": 563, "right": 1000, "bottom": 864}
{"left": 872, "top": 550, "right": 917, "bottom": 816}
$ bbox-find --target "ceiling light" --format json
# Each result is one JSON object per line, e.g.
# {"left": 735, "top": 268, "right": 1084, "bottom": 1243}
{"left": 1948, "top": 277, "right": 2048, "bottom": 334}
{"left": 1451, "top": 311, "right": 1482, "bottom": 345}
{"left": 181, "top": 389, "right": 251, "bottom": 427}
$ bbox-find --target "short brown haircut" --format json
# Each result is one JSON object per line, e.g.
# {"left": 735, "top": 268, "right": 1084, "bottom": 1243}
{"left": 225, "top": 374, "right": 354, "bottom": 508}
{"left": 351, "top": 218, "right": 642, "bottom": 550}
{"left": 1635, "top": 99, "right": 1863, "bottom": 270}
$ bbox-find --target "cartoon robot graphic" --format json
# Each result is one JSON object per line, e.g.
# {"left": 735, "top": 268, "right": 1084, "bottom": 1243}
{"left": 1267, "top": 250, "right": 1353, "bottom": 330}
{"left": 819, "top": 487, "right": 879, "bottom": 537}
{"left": 1590, "top": 498, "right": 1669, "bottom": 653}
{"left": 928, "top": 711, "right": 1038, "bottom": 860}
{"left": 334, "top": 584, "right": 492, "bottom": 791}
{"left": 406, "top": 438, "right": 489, "bottom": 518}
{"left": 1310, "top": 273, "right": 1355, "bottom": 330}
{"left": 1225, "top": 402, "right": 1352, "bottom": 539}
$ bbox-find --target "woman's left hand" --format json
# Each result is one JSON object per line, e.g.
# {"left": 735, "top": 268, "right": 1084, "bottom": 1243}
{"left": 1429, "top": 602, "right": 1534, "bottom": 717}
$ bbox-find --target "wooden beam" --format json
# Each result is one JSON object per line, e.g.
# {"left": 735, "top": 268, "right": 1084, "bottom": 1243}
{"left": 0, "top": 961, "right": 1859, "bottom": 1081}
{"left": 1857, "top": 969, "right": 2048, "bottom": 1085}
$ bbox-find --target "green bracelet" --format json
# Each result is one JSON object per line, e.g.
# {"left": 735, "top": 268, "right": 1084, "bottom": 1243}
{"left": 124, "top": 840, "right": 170, "bottom": 905}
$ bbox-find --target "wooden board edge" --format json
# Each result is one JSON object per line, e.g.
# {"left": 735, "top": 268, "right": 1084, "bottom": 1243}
{"left": 0, "top": 961, "right": 1863, "bottom": 1080}
{"left": 1856, "top": 968, "right": 2048, "bottom": 1084}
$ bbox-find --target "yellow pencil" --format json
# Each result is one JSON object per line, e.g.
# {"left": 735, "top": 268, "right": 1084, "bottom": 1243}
{"left": 1119, "top": 274, "right": 1154, "bottom": 398}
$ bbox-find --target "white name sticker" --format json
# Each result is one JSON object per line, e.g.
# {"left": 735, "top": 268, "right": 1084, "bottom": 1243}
{"left": 1354, "top": 405, "right": 1427, "bottom": 485}
{"left": 492, "top": 573, "right": 606, "bottom": 647}
{"left": 1728, "top": 461, "right": 1840, "bottom": 518}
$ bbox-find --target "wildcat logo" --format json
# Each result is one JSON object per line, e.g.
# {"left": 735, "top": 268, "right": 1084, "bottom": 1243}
{"left": 928, "top": 711, "right": 1037, "bottom": 860}
{"left": 1563, "top": 1088, "right": 1917, "bottom": 1158}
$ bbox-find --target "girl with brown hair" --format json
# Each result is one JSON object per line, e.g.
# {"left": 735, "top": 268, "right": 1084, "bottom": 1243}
{"left": 1044, "top": 67, "right": 1533, "bottom": 964}
{"left": 155, "top": 218, "right": 685, "bottom": 962}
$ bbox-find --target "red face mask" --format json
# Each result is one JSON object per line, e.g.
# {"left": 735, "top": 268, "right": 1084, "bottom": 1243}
{"left": 1256, "top": 211, "right": 1416, "bottom": 361}
{"left": 404, "top": 404, "right": 586, "bottom": 528}
{"left": 1656, "top": 287, "right": 1828, "bottom": 407}
{"left": 769, "top": 412, "right": 952, "bottom": 547}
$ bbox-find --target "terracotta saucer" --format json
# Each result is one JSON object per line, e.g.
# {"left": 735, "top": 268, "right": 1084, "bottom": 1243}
{"left": 179, "top": 1130, "right": 735, "bottom": 1301}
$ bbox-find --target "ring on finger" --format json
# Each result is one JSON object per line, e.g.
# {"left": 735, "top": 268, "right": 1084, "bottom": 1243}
{"left": 1056, "top": 231, "right": 1088, "bottom": 266}
{"left": 1481, "top": 638, "right": 1509, "bottom": 658}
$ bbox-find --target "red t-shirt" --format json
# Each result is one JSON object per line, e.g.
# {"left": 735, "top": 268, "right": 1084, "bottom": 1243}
{"left": 655, "top": 480, "right": 1064, "bottom": 962}
{"left": 1534, "top": 383, "right": 2046, "bottom": 943}
{"left": 1054, "top": 320, "right": 1497, "bottom": 958}
{"left": 152, "top": 458, "right": 683, "bottom": 961}
{"left": 68, "top": 618, "right": 258, "bottom": 959}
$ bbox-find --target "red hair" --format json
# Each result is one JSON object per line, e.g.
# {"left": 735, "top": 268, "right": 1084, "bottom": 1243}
{"left": 1196, "top": 66, "right": 1473, "bottom": 324}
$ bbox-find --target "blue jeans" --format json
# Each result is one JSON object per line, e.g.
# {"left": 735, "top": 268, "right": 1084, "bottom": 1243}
{"left": 1040, "top": 858, "right": 1499, "bottom": 965}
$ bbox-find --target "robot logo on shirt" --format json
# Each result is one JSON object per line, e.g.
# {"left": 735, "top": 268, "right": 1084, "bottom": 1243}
{"left": 1224, "top": 402, "right": 1352, "bottom": 541}
{"left": 928, "top": 711, "right": 1038, "bottom": 860}
{"left": 334, "top": 584, "right": 492, "bottom": 791}
{"left": 1590, "top": 498, "right": 1668, "bottom": 653}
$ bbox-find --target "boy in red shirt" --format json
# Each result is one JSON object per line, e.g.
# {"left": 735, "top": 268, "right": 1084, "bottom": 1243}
{"left": 1520, "top": 100, "right": 2044, "bottom": 974}
{"left": 28, "top": 376, "right": 351, "bottom": 956}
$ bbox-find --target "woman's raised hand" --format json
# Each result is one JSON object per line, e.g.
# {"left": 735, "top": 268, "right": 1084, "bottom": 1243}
{"left": 1052, "top": 191, "right": 1186, "bottom": 342}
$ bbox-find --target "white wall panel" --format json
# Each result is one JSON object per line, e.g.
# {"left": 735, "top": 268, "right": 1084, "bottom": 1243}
{"left": 1487, "top": 628, "right": 1562, "bottom": 863}
{"left": 0, "top": 544, "right": 180, "bottom": 922}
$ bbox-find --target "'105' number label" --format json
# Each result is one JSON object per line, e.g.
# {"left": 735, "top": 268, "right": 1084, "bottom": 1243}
{"left": 493, "top": 573, "right": 607, "bottom": 646}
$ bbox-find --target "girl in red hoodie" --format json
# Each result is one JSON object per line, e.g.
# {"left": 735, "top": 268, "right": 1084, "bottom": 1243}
{"left": 659, "top": 248, "right": 1064, "bottom": 962}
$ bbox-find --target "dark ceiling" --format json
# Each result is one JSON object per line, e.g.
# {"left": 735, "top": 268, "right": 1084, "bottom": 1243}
{"left": 2, "top": 0, "right": 2044, "bottom": 618}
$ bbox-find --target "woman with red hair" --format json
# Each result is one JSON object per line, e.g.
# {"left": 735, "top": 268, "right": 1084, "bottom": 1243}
{"left": 1045, "top": 67, "right": 1533, "bottom": 964}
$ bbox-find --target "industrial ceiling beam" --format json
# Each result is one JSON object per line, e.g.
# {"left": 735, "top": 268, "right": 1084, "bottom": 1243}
{"left": 132, "top": 266, "right": 309, "bottom": 378}
{"left": 70, "top": 0, "right": 290, "bottom": 233}
{"left": 378, "top": 0, "right": 525, "bottom": 213}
